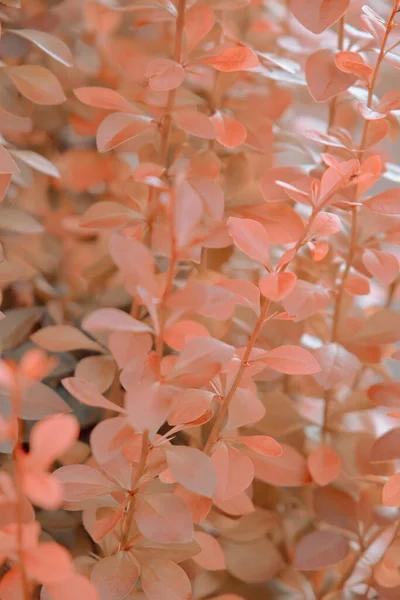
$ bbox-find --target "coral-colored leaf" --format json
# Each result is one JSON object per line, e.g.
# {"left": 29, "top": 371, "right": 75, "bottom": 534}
{"left": 294, "top": 530, "right": 349, "bottom": 570}
{"left": 91, "top": 553, "right": 139, "bottom": 600}
{"left": 9, "top": 29, "right": 73, "bottom": 67}
{"left": 74, "top": 87, "right": 135, "bottom": 112}
{"left": 135, "top": 493, "right": 193, "bottom": 543}
{"left": 290, "top": 0, "right": 350, "bottom": 34}
{"left": 205, "top": 46, "right": 258, "bottom": 72}
{"left": 305, "top": 50, "right": 356, "bottom": 102}
{"left": 259, "top": 345, "right": 321, "bottom": 375}
{"left": 31, "top": 326, "right": 103, "bottom": 353}
{"left": 97, "top": 113, "right": 153, "bottom": 152}
{"left": 165, "top": 445, "right": 217, "bottom": 498}
{"left": 227, "top": 217, "right": 269, "bottom": 264}
{"left": 145, "top": 58, "right": 185, "bottom": 91}
{"left": 258, "top": 272, "right": 296, "bottom": 301}
{"left": 210, "top": 112, "right": 247, "bottom": 148}
{"left": 307, "top": 445, "right": 341, "bottom": 486}
{"left": 6, "top": 65, "right": 66, "bottom": 105}
{"left": 141, "top": 559, "right": 192, "bottom": 600}
{"left": 62, "top": 377, "right": 125, "bottom": 413}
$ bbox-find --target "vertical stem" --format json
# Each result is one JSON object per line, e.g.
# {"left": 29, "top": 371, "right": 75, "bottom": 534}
{"left": 330, "top": 5, "right": 398, "bottom": 343}
{"left": 118, "top": 430, "right": 149, "bottom": 551}
{"left": 203, "top": 210, "right": 319, "bottom": 455}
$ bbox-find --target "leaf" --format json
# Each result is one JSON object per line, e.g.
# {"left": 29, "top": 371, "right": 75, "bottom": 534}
{"left": 308, "top": 212, "right": 341, "bottom": 238}
{"left": 20, "top": 382, "right": 71, "bottom": 420}
{"left": 126, "top": 381, "right": 173, "bottom": 433}
{"left": 91, "top": 553, "right": 139, "bottom": 600}
{"left": 0, "top": 206, "right": 43, "bottom": 233}
{"left": 364, "top": 188, "right": 400, "bottom": 215}
{"left": 54, "top": 464, "right": 119, "bottom": 502}
{"left": 83, "top": 308, "right": 152, "bottom": 333}
{"left": 305, "top": 50, "right": 356, "bottom": 102}
{"left": 252, "top": 443, "right": 311, "bottom": 486}
{"left": 0, "top": 145, "right": 20, "bottom": 175}
{"left": 362, "top": 249, "right": 399, "bottom": 286}
{"left": 74, "top": 87, "right": 135, "bottom": 112}
{"left": 314, "top": 487, "right": 358, "bottom": 533}
{"left": 312, "top": 343, "right": 361, "bottom": 389}
{"left": 184, "top": 4, "right": 215, "bottom": 55}
{"left": 193, "top": 532, "right": 226, "bottom": 570}
{"left": 145, "top": 58, "right": 185, "bottom": 91}
{"left": 212, "top": 443, "right": 255, "bottom": 500}
{"left": 29, "top": 414, "right": 79, "bottom": 470}
{"left": 370, "top": 429, "right": 400, "bottom": 462}
{"left": 259, "top": 345, "right": 321, "bottom": 375}
{"left": 165, "top": 445, "right": 217, "bottom": 498}
{"left": 282, "top": 280, "right": 329, "bottom": 321}
{"left": 174, "top": 180, "right": 204, "bottom": 249}
{"left": 307, "top": 445, "right": 341, "bottom": 486}
{"left": 289, "top": 0, "right": 350, "bottom": 34}
{"left": 80, "top": 200, "right": 140, "bottom": 228}
{"left": 258, "top": 272, "right": 296, "bottom": 302}
{"left": 97, "top": 113, "right": 153, "bottom": 152}
{"left": 227, "top": 217, "right": 269, "bottom": 264}
{"left": 141, "top": 559, "right": 192, "bottom": 600}
{"left": 6, "top": 65, "right": 66, "bottom": 105}
{"left": 235, "top": 435, "right": 282, "bottom": 457}
{"left": 168, "top": 388, "right": 213, "bottom": 425}
{"left": 173, "top": 110, "right": 216, "bottom": 139}
{"left": 135, "top": 493, "right": 193, "bottom": 543}
{"left": 205, "top": 46, "right": 259, "bottom": 72}
{"left": 75, "top": 355, "right": 116, "bottom": 394}
{"left": 9, "top": 30, "right": 73, "bottom": 67}
{"left": 383, "top": 474, "right": 400, "bottom": 507}
{"left": 31, "top": 326, "right": 103, "bottom": 353}
{"left": 210, "top": 112, "right": 247, "bottom": 148}
{"left": 368, "top": 382, "right": 400, "bottom": 408}
{"left": 10, "top": 150, "right": 60, "bottom": 178}
{"left": 294, "top": 530, "right": 349, "bottom": 570}
{"left": 24, "top": 542, "right": 72, "bottom": 585}
{"left": 221, "top": 537, "right": 283, "bottom": 583}
{"left": 62, "top": 377, "right": 125, "bottom": 413}
{"left": 168, "top": 337, "right": 234, "bottom": 386}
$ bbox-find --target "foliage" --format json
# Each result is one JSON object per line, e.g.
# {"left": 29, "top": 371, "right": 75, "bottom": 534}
{"left": 0, "top": 0, "right": 400, "bottom": 598}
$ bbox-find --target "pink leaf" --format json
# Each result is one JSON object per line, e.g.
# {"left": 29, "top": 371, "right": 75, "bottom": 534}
{"left": 6, "top": 65, "right": 66, "bottom": 105}
{"left": 364, "top": 189, "right": 400, "bottom": 215}
{"left": 91, "top": 553, "right": 139, "bottom": 600}
{"left": 145, "top": 58, "right": 185, "bottom": 91}
{"left": 141, "top": 559, "right": 192, "bottom": 600}
{"left": 97, "top": 113, "right": 153, "bottom": 153}
{"left": 312, "top": 343, "right": 360, "bottom": 389}
{"left": 234, "top": 435, "right": 282, "bottom": 457}
{"left": 165, "top": 445, "right": 217, "bottom": 498}
{"left": 252, "top": 443, "right": 311, "bottom": 486}
{"left": 54, "top": 465, "right": 119, "bottom": 502}
{"left": 193, "top": 532, "right": 226, "bottom": 570}
{"left": 290, "top": 0, "right": 350, "bottom": 34}
{"left": 383, "top": 473, "right": 400, "bottom": 507}
{"left": 31, "top": 326, "right": 103, "bottom": 353}
{"left": 173, "top": 110, "right": 216, "bottom": 139}
{"left": 168, "top": 388, "right": 214, "bottom": 425}
{"left": 24, "top": 542, "right": 72, "bottom": 585}
{"left": 126, "top": 381, "right": 173, "bottom": 433}
{"left": 294, "top": 530, "right": 349, "bottom": 570}
{"left": 212, "top": 443, "right": 255, "bottom": 500}
{"left": 306, "top": 50, "right": 356, "bottom": 103}
{"left": 62, "top": 377, "right": 126, "bottom": 414}
{"left": 307, "top": 445, "right": 342, "bottom": 486}
{"left": 9, "top": 29, "right": 73, "bottom": 67}
{"left": 362, "top": 249, "right": 399, "bottom": 286}
{"left": 227, "top": 217, "right": 269, "bottom": 265}
{"left": 184, "top": 4, "right": 215, "bottom": 54}
{"left": 82, "top": 308, "right": 152, "bottom": 333}
{"left": 135, "top": 493, "right": 193, "bottom": 543}
{"left": 210, "top": 112, "right": 247, "bottom": 148}
{"left": 205, "top": 46, "right": 259, "bottom": 72}
{"left": 74, "top": 87, "right": 135, "bottom": 112}
{"left": 258, "top": 272, "right": 296, "bottom": 302}
{"left": 29, "top": 414, "right": 79, "bottom": 470}
{"left": 168, "top": 337, "right": 234, "bottom": 386}
{"left": 259, "top": 345, "right": 321, "bottom": 375}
